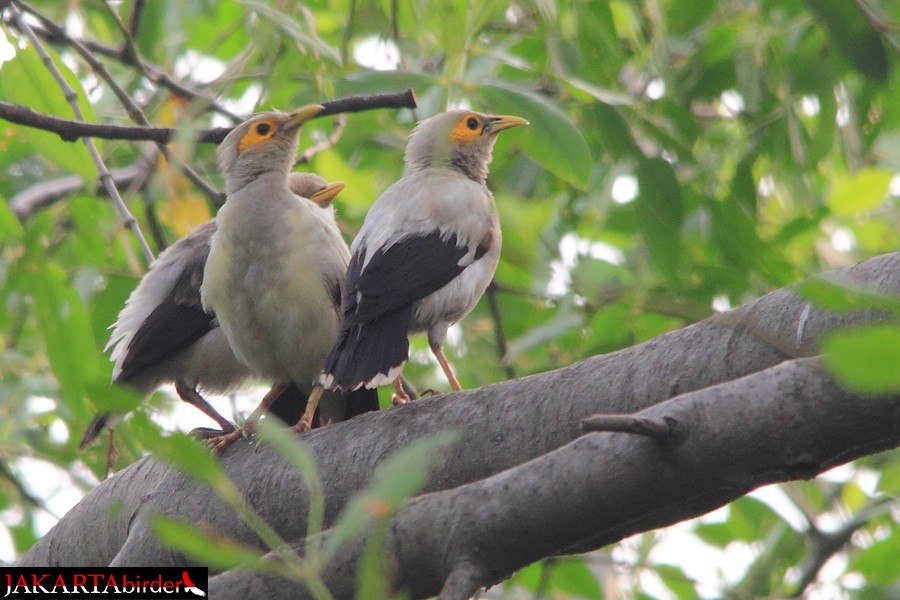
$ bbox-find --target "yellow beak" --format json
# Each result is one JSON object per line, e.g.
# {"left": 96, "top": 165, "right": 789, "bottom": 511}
{"left": 488, "top": 114, "right": 529, "bottom": 133}
{"left": 284, "top": 104, "right": 326, "bottom": 130}
{"left": 308, "top": 182, "right": 346, "bottom": 208}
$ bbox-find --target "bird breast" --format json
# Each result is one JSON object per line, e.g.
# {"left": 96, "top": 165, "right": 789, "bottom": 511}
{"left": 355, "top": 167, "right": 501, "bottom": 332}
{"left": 203, "top": 185, "right": 343, "bottom": 388}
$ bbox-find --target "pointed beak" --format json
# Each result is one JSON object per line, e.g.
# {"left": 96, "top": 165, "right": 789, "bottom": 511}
{"left": 284, "top": 104, "right": 325, "bottom": 130}
{"left": 308, "top": 182, "right": 346, "bottom": 208}
{"left": 487, "top": 114, "right": 529, "bottom": 133}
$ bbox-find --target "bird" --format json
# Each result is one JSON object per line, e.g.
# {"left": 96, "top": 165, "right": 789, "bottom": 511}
{"left": 201, "top": 104, "right": 368, "bottom": 447}
{"left": 321, "top": 109, "right": 528, "bottom": 402}
{"left": 79, "top": 169, "right": 347, "bottom": 469}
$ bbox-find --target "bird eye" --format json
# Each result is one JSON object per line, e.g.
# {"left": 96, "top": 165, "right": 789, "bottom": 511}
{"left": 255, "top": 123, "right": 271, "bottom": 135}
{"left": 466, "top": 117, "right": 479, "bottom": 130}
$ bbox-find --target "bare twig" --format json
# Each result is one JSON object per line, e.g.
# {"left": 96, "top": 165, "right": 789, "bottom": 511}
{"left": 296, "top": 114, "right": 347, "bottom": 165}
{"left": 0, "top": 90, "right": 418, "bottom": 144}
{"left": 8, "top": 1, "right": 155, "bottom": 265}
{"left": 9, "top": 163, "right": 146, "bottom": 219}
{"left": 9, "top": 0, "right": 244, "bottom": 122}
{"left": 789, "top": 497, "right": 894, "bottom": 597}
{"left": 580, "top": 414, "right": 677, "bottom": 441}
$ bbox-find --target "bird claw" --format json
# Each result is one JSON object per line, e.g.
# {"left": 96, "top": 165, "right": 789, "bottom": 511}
{"left": 391, "top": 392, "right": 410, "bottom": 406}
{"left": 420, "top": 388, "right": 443, "bottom": 397}
{"left": 289, "top": 417, "right": 313, "bottom": 434}
{"left": 206, "top": 424, "right": 254, "bottom": 455}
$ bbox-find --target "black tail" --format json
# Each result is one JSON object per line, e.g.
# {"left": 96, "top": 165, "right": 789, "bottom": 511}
{"left": 323, "top": 307, "right": 412, "bottom": 391}
{"left": 266, "top": 384, "right": 380, "bottom": 426}
{"left": 79, "top": 413, "right": 109, "bottom": 450}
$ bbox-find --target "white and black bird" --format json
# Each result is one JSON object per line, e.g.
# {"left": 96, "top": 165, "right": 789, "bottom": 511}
{"left": 321, "top": 109, "right": 527, "bottom": 401}
{"left": 79, "top": 171, "right": 348, "bottom": 455}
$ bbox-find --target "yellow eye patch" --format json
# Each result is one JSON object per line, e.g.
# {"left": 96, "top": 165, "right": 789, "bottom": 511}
{"left": 238, "top": 118, "right": 277, "bottom": 153}
{"left": 449, "top": 113, "right": 484, "bottom": 142}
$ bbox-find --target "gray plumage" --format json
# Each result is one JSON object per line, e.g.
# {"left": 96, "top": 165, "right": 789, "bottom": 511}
{"left": 322, "top": 109, "right": 527, "bottom": 392}
{"left": 202, "top": 105, "right": 350, "bottom": 413}
{"left": 79, "top": 169, "right": 341, "bottom": 450}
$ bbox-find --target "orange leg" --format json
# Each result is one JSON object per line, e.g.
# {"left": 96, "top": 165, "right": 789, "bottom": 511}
{"left": 209, "top": 383, "right": 286, "bottom": 454}
{"left": 290, "top": 385, "right": 325, "bottom": 433}
{"left": 391, "top": 378, "right": 411, "bottom": 405}
{"left": 431, "top": 343, "right": 462, "bottom": 392}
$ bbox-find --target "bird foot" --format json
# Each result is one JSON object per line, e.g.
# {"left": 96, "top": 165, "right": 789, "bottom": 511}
{"left": 207, "top": 424, "right": 254, "bottom": 455}
{"left": 391, "top": 392, "right": 410, "bottom": 405}
{"left": 420, "top": 388, "right": 443, "bottom": 397}
{"left": 289, "top": 415, "right": 314, "bottom": 434}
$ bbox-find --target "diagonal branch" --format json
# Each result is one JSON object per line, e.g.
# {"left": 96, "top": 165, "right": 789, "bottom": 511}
{"left": 16, "top": 252, "right": 900, "bottom": 571}
{"left": 7, "top": 0, "right": 155, "bottom": 265}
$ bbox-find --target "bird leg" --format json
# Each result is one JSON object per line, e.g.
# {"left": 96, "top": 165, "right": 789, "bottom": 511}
{"left": 103, "top": 428, "right": 118, "bottom": 480}
{"left": 430, "top": 342, "right": 463, "bottom": 392}
{"left": 175, "top": 380, "right": 236, "bottom": 433}
{"left": 291, "top": 385, "right": 324, "bottom": 433}
{"left": 208, "top": 383, "right": 286, "bottom": 454}
{"left": 391, "top": 377, "right": 411, "bottom": 405}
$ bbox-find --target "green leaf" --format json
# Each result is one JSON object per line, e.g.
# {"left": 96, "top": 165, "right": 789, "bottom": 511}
{"left": 549, "top": 558, "right": 603, "bottom": 599}
{"left": 152, "top": 516, "right": 267, "bottom": 571}
{"left": 802, "top": 0, "right": 889, "bottom": 82}
{"left": 635, "top": 158, "right": 684, "bottom": 281}
{"left": 794, "top": 276, "right": 900, "bottom": 314}
{"left": 826, "top": 168, "right": 893, "bottom": 216}
{"left": 323, "top": 432, "right": 456, "bottom": 559}
{"left": 0, "top": 196, "right": 24, "bottom": 241}
{"left": 19, "top": 260, "right": 100, "bottom": 413}
{"left": 823, "top": 324, "right": 900, "bottom": 395}
{"left": 477, "top": 83, "right": 592, "bottom": 189}
{"left": 0, "top": 45, "right": 98, "bottom": 180}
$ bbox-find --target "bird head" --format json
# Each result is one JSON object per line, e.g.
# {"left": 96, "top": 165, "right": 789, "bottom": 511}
{"left": 405, "top": 109, "right": 529, "bottom": 183}
{"left": 217, "top": 104, "right": 324, "bottom": 195}
{"left": 287, "top": 172, "right": 346, "bottom": 208}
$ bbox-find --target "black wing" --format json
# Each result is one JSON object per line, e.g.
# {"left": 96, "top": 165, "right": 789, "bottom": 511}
{"left": 117, "top": 228, "right": 216, "bottom": 383}
{"left": 350, "top": 231, "right": 477, "bottom": 323}
{"left": 323, "top": 231, "right": 485, "bottom": 390}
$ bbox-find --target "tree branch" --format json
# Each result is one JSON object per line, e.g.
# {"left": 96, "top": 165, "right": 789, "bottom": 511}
{"left": 201, "top": 356, "right": 900, "bottom": 599}
{"left": 580, "top": 414, "right": 677, "bottom": 441}
{"left": 17, "top": 252, "right": 900, "bottom": 572}
{"left": 7, "top": 0, "right": 155, "bottom": 265}
{"left": 0, "top": 90, "right": 418, "bottom": 144}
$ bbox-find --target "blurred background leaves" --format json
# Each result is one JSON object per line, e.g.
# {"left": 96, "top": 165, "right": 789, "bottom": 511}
{"left": 0, "top": 0, "right": 899, "bottom": 597}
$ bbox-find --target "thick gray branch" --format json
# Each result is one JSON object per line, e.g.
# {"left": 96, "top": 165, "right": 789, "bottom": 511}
{"left": 16, "top": 252, "right": 900, "bottom": 574}
{"left": 206, "top": 357, "right": 900, "bottom": 599}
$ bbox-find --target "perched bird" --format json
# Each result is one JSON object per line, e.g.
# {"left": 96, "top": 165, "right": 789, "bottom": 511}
{"left": 79, "top": 171, "right": 347, "bottom": 459}
{"left": 321, "top": 109, "right": 528, "bottom": 401}
{"left": 202, "top": 104, "right": 366, "bottom": 445}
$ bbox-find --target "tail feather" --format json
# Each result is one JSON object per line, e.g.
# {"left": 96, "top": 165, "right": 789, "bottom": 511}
{"left": 323, "top": 307, "right": 412, "bottom": 391}
{"left": 79, "top": 413, "right": 110, "bottom": 450}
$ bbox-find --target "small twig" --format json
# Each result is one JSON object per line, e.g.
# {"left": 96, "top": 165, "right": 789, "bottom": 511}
{"left": 580, "top": 414, "right": 676, "bottom": 441}
{"left": 8, "top": 0, "right": 155, "bottom": 265}
{"left": 15, "top": 0, "right": 222, "bottom": 204}
{"left": 0, "top": 89, "right": 418, "bottom": 145}
{"left": 296, "top": 114, "right": 347, "bottom": 165}
{"left": 9, "top": 1, "right": 243, "bottom": 122}
{"left": 9, "top": 163, "right": 146, "bottom": 219}
{"left": 437, "top": 563, "right": 483, "bottom": 600}
{"left": 789, "top": 499, "right": 892, "bottom": 597}
{"left": 851, "top": 0, "right": 900, "bottom": 53}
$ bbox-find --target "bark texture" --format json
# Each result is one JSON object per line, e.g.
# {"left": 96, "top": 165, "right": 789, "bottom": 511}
{"left": 16, "top": 252, "right": 900, "bottom": 599}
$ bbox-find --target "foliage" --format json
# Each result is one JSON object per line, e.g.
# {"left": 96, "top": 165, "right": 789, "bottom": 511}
{"left": 0, "top": 0, "right": 899, "bottom": 597}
